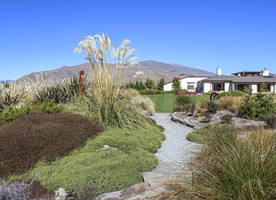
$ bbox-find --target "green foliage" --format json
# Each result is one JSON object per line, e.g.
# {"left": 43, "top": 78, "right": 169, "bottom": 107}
{"left": 145, "top": 78, "right": 155, "bottom": 89}
{"left": 68, "top": 95, "right": 149, "bottom": 129}
{"left": 33, "top": 75, "right": 90, "bottom": 104}
{"left": 207, "top": 101, "right": 219, "bottom": 114}
{"left": 239, "top": 93, "right": 276, "bottom": 121}
{"left": 217, "top": 90, "right": 243, "bottom": 99}
{"left": 138, "top": 89, "right": 162, "bottom": 95}
{"left": 157, "top": 78, "right": 166, "bottom": 90}
{"left": 57, "top": 74, "right": 90, "bottom": 101}
{"left": 1, "top": 106, "right": 31, "bottom": 122}
{"left": 172, "top": 77, "right": 180, "bottom": 90}
{"left": 22, "top": 126, "right": 165, "bottom": 194}
{"left": 125, "top": 81, "right": 146, "bottom": 90}
{"left": 180, "top": 126, "right": 276, "bottom": 199}
{"left": 265, "top": 115, "right": 276, "bottom": 129}
{"left": 32, "top": 99, "right": 64, "bottom": 114}
{"left": 221, "top": 114, "right": 233, "bottom": 124}
{"left": 32, "top": 86, "right": 65, "bottom": 104}
{"left": 203, "top": 111, "right": 212, "bottom": 122}
{"left": 186, "top": 124, "right": 215, "bottom": 143}
{"left": 0, "top": 86, "right": 26, "bottom": 109}
{"left": 173, "top": 95, "right": 196, "bottom": 114}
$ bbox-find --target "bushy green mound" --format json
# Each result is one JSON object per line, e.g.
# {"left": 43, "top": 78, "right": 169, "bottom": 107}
{"left": 187, "top": 124, "right": 231, "bottom": 143}
{"left": 186, "top": 125, "right": 212, "bottom": 143}
{"left": 239, "top": 93, "right": 276, "bottom": 121}
{"left": 217, "top": 90, "right": 244, "bottom": 99}
{"left": 21, "top": 125, "right": 165, "bottom": 194}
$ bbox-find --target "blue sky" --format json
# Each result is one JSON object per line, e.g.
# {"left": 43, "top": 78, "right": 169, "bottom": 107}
{"left": 0, "top": 0, "right": 276, "bottom": 80}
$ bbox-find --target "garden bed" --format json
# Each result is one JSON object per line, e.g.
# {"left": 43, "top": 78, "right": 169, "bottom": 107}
{"left": 0, "top": 112, "right": 104, "bottom": 178}
{"left": 172, "top": 110, "right": 265, "bottom": 131}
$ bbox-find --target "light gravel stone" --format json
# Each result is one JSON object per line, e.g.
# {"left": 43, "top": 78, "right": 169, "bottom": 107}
{"left": 143, "top": 113, "right": 202, "bottom": 191}
{"left": 151, "top": 113, "right": 201, "bottom": 163}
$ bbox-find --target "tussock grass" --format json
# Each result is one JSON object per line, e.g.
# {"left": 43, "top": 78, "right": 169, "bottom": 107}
{"left": 216, "top": 96, "right": 244, "bottom": 113}
{"left": 166, "top": 126, "right": 276, "bottom": 200}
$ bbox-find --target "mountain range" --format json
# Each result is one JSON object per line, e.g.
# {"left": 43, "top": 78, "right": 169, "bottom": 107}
{"left": 15, "top": 60, "right": 214, "bottom": 85}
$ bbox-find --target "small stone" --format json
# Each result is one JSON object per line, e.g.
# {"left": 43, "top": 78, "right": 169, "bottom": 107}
{"left": 55, "top": 187, "right": 67, "bottom": 200}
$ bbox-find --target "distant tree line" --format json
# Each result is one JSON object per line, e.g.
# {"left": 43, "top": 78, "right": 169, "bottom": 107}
{"left": 124, "top": 78, "right": 166, "bottom": 90}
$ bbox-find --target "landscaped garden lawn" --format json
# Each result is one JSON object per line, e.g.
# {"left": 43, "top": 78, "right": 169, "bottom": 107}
{"left": 145, "top": 94, "right": 210, "bottom": 113}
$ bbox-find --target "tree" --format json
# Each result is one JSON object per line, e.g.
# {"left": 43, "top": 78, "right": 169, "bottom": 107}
{"left": 172, "top": 77, "right": 180, "bottom": 90}
{"left": 145, "top": 78, "right": 155, "bottom": 89}
{"left": 139, "top": 81, "right": 146, "bottom": 90}
{"left": 157, "top": 78, "right": 166, "bottom": 90}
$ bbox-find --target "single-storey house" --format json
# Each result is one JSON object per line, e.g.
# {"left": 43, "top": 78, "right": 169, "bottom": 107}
{"left": 163, "top": 68, "right": 276, "bottom": 93}
{"left": 163, "top": 76, "right": 210, "bottom": 92}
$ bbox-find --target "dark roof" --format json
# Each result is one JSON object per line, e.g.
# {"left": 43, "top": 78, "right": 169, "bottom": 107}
{"left": 201, "top": 75, "right": 276, "bottom": 83}
{"left": 232, "top": 71, "right": 261, "bottom": 75}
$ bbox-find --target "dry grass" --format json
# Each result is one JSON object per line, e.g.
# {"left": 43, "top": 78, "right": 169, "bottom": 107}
{"left": 131, "top": 95, "right": 155, "bottom": 114}
{"left": 164, "top": 127, "right": 276, "bottom": 200}
{"left": 120, "top": 89, "right": 155, "bottom": 114}
{"left": 216, "top": 96, "right": 244, "bottom": 113}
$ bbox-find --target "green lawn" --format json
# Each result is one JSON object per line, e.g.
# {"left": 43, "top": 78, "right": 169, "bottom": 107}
{"left": 145, "top": 94, "right": 210, "bottom": 113}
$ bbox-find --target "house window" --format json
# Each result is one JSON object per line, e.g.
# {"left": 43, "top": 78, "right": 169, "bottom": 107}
{"left": 236, "top": 84, "right": 249, "bottom": 91}
{"left": 187, "top": 82, "right": 195, "bottom": 90}
{"left": 257, "top": 84, "right": 271, "bottom": 92}
{"left": 212, "top": 83, "right": 224, "bottom": 91}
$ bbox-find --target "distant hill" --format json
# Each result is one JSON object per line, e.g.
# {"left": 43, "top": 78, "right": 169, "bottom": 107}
{"left": 16, "top": 60, "right": 214, "bottom": 85}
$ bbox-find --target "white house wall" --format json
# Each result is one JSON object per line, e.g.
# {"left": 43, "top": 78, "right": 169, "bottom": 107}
{"left": 225, "top": 83, "right": 230, "bottom": 92}
{"left": 203, "top": 83, "right": 211, "bottom": 93}
{"left": 251, "top": 84, "right": 258, "bottom": 93}
{"left": 180, "top": 77, "right": 208, "bottom": 92}
{"left": 163, "top": 82, "right": 173, "bottom": 91}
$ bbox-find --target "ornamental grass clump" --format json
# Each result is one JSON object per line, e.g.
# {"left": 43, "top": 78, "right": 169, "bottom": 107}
{"left": 0, "top": 83, "right": 27, "bottom": 109}
{"left": 173, "top": 95, "right": 196, "bottom": 114}
{"left": 73, "top": 33, "right": 148, "bottom": 128}
{"left": 165, "top": 126, "right": 276, "bottom": 200}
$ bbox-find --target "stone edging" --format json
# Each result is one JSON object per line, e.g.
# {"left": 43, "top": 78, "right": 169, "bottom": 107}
{"left": 171, "top": 112, "right": 202, "bottom": 130}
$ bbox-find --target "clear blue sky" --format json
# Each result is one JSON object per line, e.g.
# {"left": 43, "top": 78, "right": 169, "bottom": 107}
{"left": 0, "top": 0, "right": 275, "bottom": 80}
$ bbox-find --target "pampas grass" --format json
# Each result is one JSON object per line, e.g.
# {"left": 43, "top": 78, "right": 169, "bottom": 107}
{"left": 72, "top": 34, "right": 150, "bottom": 128}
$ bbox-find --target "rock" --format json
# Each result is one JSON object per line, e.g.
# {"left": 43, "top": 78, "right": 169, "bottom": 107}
{"left": 97, "top": 145, "right": 118, "bottom": 151}
{"left": 55, "top": 187, "right": 67, "bottom": 200}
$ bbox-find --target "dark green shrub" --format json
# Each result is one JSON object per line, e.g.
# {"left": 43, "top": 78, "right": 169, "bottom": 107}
{"left": 145, "top": 78, "right": 155, "bottom": 89}
{"left": 203, "top": 111, "right": 212, "bottom": 122}
{"left": 32, "top": 99, "right": 64, "bottom": 114}
{"left": 221, "top": 114, "right": 233, "bottom": 124}
{"left": 266, "top": 115, "right": 276, "bottom": 129}
{"left": 157, "top": 78, "right": 166, "bottom": 90}
{"left": 239, "top": 93, "right": 276, "bottom": 121}
{"left": 33, "top": 86, "right": 64, "bottom": 103}
{"left": 207, "top": 101, "right": 219, "bottom": 114}
{"left": 173, "top": 95, "right": 196, "bottom": 114}
{"left": 138, "top": 89, "right": 162, "bottom": 95}
{"left": 1, "top": 106, "right": 31, "bottom": 122}
{"left": 217, "top": 90, "right": 244, "bottom": 99}
{"left": 172, "top": 77, "right": 180, "bottom": 90}
{"left": 33, "top": 75, "right": 90, "bottom": 104}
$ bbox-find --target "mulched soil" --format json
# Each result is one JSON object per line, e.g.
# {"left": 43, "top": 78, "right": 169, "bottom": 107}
{"left": 0, "top": 112, "right": 104, "bottom": 178}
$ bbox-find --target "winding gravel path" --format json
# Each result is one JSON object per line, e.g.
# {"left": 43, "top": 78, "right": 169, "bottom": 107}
{"left": 143, "top": 113, "right": 201, "bottom": 191}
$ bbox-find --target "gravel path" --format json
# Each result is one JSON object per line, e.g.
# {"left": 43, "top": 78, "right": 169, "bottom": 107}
{"left": 152, "top": 113, "right": 201, "bottom": 163}
{"left": 143, "top": 112, "right": 201, "bottom": 191}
